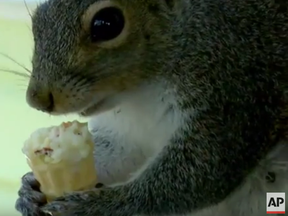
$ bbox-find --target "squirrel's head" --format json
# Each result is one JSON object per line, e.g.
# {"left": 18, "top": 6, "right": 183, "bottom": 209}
{"left": 26, "top": 0, "right": 178, "bottom": 116}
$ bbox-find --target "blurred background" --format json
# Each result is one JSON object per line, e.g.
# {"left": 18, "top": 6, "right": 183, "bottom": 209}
{"left": 0, "top": 0, "right": 80, "bottom": 214}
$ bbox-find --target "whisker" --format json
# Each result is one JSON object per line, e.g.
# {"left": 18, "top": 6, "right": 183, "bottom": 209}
{"left": 36, "top": 0, "right": 42, "bottom": 7}
{"left": 17, "top": 87, "right": 28, "bottom": 91}
{"left": 0, "top": 52, "right": 32, "bottom": 74}
{"left": 0, "top": 68, "right": 30, "bottom": 78}
{"left": 15, "top": 81, "right": 29, "bottom": 85}
{"left": 24, "top": 0, "right": 33, "bottom": 20}
{"left": 25, "top": 24, "right": 32, "bottom": 32}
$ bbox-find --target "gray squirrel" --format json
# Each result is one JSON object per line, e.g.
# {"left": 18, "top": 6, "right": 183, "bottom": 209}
{"left": 15, "top": 0, "right": 288, "bottom": 216}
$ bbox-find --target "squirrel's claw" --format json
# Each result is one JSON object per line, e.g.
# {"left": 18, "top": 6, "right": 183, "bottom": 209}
{"left": 15, "top": 198, "right": 48, "bottom": 216}
{"left": 41, "top": 200, "right": 74, "bottom": 216}
{"left": 41, "top": 191, "right": 99, "bottom": 216}
{"left": 41, "top": 188, "right": 117, "bottom": 216}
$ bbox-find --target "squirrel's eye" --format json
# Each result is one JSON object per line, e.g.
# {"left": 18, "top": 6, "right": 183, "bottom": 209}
{"left": 90, "top": 7, "right": 125, "bottom": 42}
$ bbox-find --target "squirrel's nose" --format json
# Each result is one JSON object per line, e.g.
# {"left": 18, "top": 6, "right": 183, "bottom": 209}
{"left": 26, "top": 87, "right": 55, "bottom": 113}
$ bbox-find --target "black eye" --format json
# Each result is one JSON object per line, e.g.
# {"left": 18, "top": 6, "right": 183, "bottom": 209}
{"left": 90, "top": 7, "right": 125, "bottom": 42}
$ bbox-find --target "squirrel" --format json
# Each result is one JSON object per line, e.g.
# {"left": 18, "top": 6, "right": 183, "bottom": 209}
{"left": 15, "top": 0, "right": 288, "bottom": 216}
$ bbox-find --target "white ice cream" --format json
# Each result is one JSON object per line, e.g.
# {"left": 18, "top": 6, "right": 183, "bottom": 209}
{"left": 22, "top": 121, "right": 93, "bottom": 163}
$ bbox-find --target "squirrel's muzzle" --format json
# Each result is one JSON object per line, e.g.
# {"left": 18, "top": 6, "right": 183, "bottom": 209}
{"left": 26, "top": 84, "right": 55, "bottom": 113}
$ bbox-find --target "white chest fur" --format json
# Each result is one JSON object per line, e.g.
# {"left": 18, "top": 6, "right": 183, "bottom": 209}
{"left": 88, "top": 81, "right": 187, "bottom": 153}
{"left": 87, "top": 81, "right": 188, "bottom": 184}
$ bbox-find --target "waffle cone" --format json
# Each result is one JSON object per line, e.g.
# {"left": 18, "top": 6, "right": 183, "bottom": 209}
{"left": 26, "top": 150, "right": 97, "bottom": 202}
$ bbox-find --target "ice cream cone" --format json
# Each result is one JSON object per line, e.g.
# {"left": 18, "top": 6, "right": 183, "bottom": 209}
{"left": 22, "top": 121, "right": 97, "bottom": 201}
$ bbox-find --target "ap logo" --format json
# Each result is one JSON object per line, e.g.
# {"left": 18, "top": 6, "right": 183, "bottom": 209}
{"left": 266, "top": 192, "right": 285, "bottom": 214}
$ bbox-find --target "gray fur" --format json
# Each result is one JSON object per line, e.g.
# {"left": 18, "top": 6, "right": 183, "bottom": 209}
{"left": 16, "top": 0, "right": 288, "bottom": 215}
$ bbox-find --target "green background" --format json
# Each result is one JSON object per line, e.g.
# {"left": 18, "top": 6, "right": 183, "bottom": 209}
{"left": 0, "top": 2, "right": 80, "bottom": 214}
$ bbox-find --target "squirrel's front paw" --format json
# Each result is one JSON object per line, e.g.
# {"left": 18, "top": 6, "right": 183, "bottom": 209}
{"left": 15, "top": 172, "right": 48, "bottom": 216}
{"left": 41, "top": 200, "right": 77, "bottom": 216}
{"left": 41, "top": 191, "right": 99, "bottom": 216}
